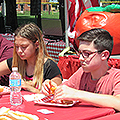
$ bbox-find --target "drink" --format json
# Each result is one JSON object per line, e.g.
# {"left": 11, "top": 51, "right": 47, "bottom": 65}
{"left": 9, "top": 67, "right": 22, "bottom": 105}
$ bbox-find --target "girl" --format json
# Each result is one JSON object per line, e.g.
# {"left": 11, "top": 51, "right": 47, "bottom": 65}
{"left": 0, "top": 23, "right": 62, "bottom": 94}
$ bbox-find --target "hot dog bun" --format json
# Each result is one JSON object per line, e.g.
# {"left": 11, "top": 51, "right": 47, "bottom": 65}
{"left": 0, "top": 107, "right": 10, "bottom": 115}
{"left": 0, "top": 107, "right": 39, "bottom": 120}
{"left": 0, "top": 115, "right": 13, "bottom": 120}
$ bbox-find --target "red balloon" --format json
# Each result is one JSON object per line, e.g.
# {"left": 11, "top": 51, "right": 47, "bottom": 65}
{"left": 75, "top": 10, "right": 120, "bottom": 55}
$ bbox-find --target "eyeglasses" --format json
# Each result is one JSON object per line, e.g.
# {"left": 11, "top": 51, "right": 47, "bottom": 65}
{"left": 76, "top": 50, "right": 102, "bottom": 59}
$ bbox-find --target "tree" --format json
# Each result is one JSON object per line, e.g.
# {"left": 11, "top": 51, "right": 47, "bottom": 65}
{"left": 5, "top": 0, "right": 18, "bottom": 33}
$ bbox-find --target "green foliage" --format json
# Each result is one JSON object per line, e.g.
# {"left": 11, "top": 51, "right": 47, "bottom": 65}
{"left": 41, "top": 11, "right": 59, "bottom": 19}
{"left": 17, "top": 10, "right": 59, "bottom": 26}
{"left": 87, "top": 4, "right": 120, "bottom": 13}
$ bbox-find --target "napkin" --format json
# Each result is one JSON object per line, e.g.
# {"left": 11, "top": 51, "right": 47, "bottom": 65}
{"left": 23, "top": 94, "right": 45, "bottom": 101}
{"left": 37, "top": 109, "right": 54, "bottom": 114}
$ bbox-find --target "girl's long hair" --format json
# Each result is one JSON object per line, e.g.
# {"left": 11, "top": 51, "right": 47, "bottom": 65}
{"left": 12, "top": 23, "right": 51, "bottom": 89}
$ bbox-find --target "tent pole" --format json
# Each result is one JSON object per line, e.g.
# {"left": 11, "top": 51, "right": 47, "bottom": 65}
{"left": 64, "top": 0, "right": 69, "bottom": 47}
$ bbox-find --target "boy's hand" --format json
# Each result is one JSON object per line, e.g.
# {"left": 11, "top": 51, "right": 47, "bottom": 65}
{"left": 41, "top": 79, "right": 57, "bottom": 95}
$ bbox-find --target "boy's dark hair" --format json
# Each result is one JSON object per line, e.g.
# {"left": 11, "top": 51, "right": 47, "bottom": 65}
{"left": 77, "top": 28, "right": 113, "bottom": 56}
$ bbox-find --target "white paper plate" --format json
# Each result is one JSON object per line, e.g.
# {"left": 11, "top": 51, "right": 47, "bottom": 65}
{"left": 0, "top": 86, "right": 10, "bottom": 95}
{"left": 34, "top": 100, "right": 77, "bottom": 107}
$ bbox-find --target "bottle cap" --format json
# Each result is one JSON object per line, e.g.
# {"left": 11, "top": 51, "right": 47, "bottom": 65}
{"left": 12, "top": 67, "right": 18, "bottom": 72}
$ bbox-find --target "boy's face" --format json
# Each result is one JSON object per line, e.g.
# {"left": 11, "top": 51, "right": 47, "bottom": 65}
{"left": 78, "top": 41, "right": 102, "bottom": 72}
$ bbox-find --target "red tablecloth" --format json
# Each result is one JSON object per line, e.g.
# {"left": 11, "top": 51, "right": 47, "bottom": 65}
{"left": 0, "top": 91, "right": 115, "bottom": 120}
{"left": 96, "top": 112, "right": 120, "bottom": 120}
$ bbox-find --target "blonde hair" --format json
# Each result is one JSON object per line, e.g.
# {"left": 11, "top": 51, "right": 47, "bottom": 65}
{"left": 12, "top": 23, "right": 51, "bottom": 89}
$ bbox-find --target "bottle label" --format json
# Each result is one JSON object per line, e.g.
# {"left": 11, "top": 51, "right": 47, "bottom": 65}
{"left": 10, "top": 79, "right": 21, "bottom": 87}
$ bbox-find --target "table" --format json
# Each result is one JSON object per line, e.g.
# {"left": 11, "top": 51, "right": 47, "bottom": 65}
{"left": 0, "top": 33, "right": 73, "bottom": 63}
{"left": 96, "top": 112, "right": 120, "bottom": 120}
{"left": 44, "top": 38, "right": 68, "bottom": 62}
{"left": 0, "top": 90, "right": 115, "bottom": 120}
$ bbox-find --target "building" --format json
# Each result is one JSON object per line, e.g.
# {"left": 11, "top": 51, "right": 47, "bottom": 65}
{"left": 16, "top": 0, "right": 30, "bottom": 13}
{"left": 16, "top": 0, "right": 59, "bottom": 13}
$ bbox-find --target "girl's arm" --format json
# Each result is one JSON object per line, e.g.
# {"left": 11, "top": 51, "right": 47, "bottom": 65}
{"left": 0, "top": 60, "right": 11, "bottom": 76}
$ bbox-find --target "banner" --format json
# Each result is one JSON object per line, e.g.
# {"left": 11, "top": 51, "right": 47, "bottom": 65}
{"left": 67, "top": 0, "right": 100, "bottom": 47}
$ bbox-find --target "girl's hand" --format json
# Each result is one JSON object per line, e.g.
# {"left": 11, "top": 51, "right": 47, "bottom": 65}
{"left": 21, "top": 79, "right": 40, "bottom": 93}
{"left": 21, "top": 79, "right": 34, "bottom": 90}
{"left": 21, "top": 79, "right": 27, "bottom": 89}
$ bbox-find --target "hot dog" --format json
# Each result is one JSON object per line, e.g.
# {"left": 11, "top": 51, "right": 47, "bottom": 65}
{"left": 0, "top": 107, "right": 39, "bottom": 120}
{"left": 50, "top": 87, "right": 57, "bottom": 94}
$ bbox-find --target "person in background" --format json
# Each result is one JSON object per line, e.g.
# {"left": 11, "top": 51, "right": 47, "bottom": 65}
{"left": 0, "top": 34, "right": 14, "bottom": 86}
{"left": 0, "top": 23, "right": 62, "bottom": 94}
{"left": 50, "top": 28, "right": 120, "bottom": 111}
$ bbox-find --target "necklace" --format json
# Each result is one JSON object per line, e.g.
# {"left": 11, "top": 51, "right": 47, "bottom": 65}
{"left": 91, "top": 77, "right": 101, "bottom": 81}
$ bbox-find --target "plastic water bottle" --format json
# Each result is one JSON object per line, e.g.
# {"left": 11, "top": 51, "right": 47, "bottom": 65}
{"left": 9, "top": 67, "right": 22, "bottom": 105}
